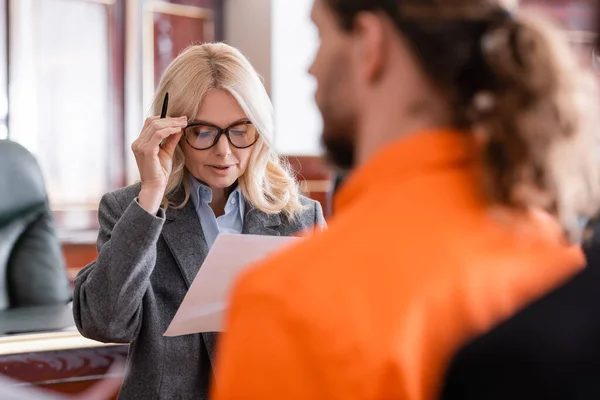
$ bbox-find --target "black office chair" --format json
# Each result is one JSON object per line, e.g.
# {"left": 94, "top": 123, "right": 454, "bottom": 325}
{"left": 0, "top": 140, "right": 71, "bottom": 310}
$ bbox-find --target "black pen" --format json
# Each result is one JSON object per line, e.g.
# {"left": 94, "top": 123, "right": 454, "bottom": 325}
{"left": 160, "top": 92, "right": 169, "bottom": 118}
{"left": 158, "top": 92, "right": 169, "bottom": 148}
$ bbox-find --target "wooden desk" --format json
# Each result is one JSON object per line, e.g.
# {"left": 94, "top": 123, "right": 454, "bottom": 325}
{"left": 61, "top": 242, "right": 98, "bottom": 282}
{"left": 0, "top": 331, "right": 127, "bottom": 397}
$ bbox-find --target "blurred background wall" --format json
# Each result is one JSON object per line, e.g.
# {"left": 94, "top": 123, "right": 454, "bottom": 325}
{"left": 0, "top": 0, "right": 596, "bottom": 275}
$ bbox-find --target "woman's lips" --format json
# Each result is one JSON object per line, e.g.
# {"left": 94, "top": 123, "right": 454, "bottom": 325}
{"left": 209, "top": 164, "right": 234, "bottom": 175}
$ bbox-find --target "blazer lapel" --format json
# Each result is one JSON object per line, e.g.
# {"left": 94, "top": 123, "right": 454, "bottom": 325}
{"left": 163, "top": 202, "right": 220, "bottom": 368}
{"left": 162, "top": 195, "right": 283, "bottom": 362}
{"left": 243, "top": 202, "right": 282, "bottom": 236}
{"left": 203, "top": 332, "right": 218, "bottom": 367}
{"left": 162, "top": 199, "right": 209, "bottom": 288}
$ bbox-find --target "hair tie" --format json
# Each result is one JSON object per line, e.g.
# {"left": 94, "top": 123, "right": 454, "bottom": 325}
{"left": 491, "top": 7, "right": 513, "bottom": 24}
{"left": 473, "top": 91, "right": 497, "bottom": 114}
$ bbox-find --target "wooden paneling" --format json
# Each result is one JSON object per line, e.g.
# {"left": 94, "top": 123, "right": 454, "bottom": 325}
{"left": 285, "top": 155, "right": 331, "bottom": 181}
{"left": 0, "top": 345, "right": 128, "bottom": 397}
{"left": 284, "top": 155, "right": 333, "bottom": 217}
{"left": 61, "top": 243, "right": 98, "bottom": 281}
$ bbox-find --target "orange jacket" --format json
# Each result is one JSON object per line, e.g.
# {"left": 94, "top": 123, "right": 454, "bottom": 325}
{"left": 212, "top": 129, "right": 584, "bottom": 400}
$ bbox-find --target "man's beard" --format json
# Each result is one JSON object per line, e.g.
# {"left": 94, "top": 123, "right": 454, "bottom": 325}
{"left": 323, "top": 134, "right": 355, "bottom": 171}
{"left": 318, "top": 91, "right": 357, "bottom": 171}
{"left": 315, "top": 51, "right": 357, "bottom": 171}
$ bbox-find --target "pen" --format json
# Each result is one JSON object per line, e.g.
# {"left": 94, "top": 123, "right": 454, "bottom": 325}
{"left": 158, "top": 92, "right": 169, "bottom": 148}
{"left": 160, "top": 92, "right": 169, "bottom": 118}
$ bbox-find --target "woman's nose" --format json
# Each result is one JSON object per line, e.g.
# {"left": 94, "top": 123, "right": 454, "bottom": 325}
{"left": 214, "top": 133, "right": 232, "bottom": 157}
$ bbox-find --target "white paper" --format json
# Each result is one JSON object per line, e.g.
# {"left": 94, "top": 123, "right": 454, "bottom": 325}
{"left": 164, "top": 234, "right": 300, "bottom": 336}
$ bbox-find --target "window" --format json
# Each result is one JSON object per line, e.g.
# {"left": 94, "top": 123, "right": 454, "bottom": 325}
{"left": 8, "top": 0, "right": 123, "bottom": 231}
{"left": 271, "top": 0, "right": 322, "bottom": 156}
{"left": 4, "top": 0, "right": 221, "bottom": 233}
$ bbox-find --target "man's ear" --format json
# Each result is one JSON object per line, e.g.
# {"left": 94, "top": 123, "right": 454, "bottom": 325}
{"left": 352, "top": 12, "right": 386, "bottom": 83}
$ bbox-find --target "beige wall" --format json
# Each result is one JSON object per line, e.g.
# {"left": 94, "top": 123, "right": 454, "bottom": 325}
{"left": 224, "top": 0, "right": 272, "bottom": 94}
{"left": 224, "top": 0, "right": 323, "bottom": 155}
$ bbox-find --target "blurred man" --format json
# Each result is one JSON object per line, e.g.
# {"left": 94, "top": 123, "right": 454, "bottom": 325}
{"left": 440, "top": 5, "right": 600, "bottom": 397}
{"left": 439, "top": 3, "right": 600, "bottom": 399}
{"left": 213, "top": 1, "right": 599, "bottom": 399}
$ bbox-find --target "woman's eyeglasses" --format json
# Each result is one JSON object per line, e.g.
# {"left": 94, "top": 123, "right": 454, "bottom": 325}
{"left": 183, "top": 121, "right": 259, "bottom": 150}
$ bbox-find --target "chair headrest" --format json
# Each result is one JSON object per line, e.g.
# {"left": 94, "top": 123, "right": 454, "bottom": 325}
{"left": 0, "top": 140, "right": 48, "bottom": 218}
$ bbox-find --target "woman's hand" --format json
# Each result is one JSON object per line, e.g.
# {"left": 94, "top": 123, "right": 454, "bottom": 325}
{"left": 131, "top": 116, "right": 188, "bottom": 214}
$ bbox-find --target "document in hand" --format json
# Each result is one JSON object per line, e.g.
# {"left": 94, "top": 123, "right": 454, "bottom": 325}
{"left": 164, "top": 233, "right": 300, "bottom": 336}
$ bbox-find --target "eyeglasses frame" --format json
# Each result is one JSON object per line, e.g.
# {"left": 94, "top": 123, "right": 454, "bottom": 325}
{"left": 183, "top": 120, "right": 258, "bottom": 150}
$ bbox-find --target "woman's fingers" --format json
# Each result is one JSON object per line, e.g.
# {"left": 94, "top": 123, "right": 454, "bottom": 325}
{"left": 139, "top": 116, "right": 187, "bottom": 143}
{"left": 160, "top": 131, "right": 184, "bottom": 157}
{"left": 145, "top": 126, "right": 185, "bottom": 151}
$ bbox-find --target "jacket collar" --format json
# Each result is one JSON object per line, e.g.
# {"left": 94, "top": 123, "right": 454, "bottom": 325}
{"left": 162, "top": 185, "right": 282, "bottom": 288}
{"left": 335, "top": 128, "right": 475, "bottom": 212}
{"left": 188, "top": 176, "right": 246, "bottom": 222}
{"left": 242, "top": 202, "right": 282, "bottom": 236}
{"left": 163, "top": 195, "right": 208, "bottom": 288}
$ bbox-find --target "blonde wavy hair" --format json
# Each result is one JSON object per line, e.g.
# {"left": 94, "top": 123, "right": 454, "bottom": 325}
{"left": 151, "top": 43, "right": 304, "bottom": 219}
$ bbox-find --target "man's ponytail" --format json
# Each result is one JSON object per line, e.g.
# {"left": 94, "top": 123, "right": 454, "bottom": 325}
{"left": 472, "top": 13, "right": 600, "bottom": 241}
{"left": 326, "top": 0, "right": 600, "bottom": 241}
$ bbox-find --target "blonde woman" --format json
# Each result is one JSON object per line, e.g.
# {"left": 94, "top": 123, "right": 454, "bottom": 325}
{"left": 72, "top": 43, "right": 326, "bottom": 400}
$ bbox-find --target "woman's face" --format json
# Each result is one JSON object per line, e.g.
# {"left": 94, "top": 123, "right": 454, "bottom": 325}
{"left": 182, "top": 89, "right": 255, "bottom": 189}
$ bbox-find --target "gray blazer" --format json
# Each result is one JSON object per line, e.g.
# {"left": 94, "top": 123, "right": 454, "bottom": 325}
{"left": 73, "top": 183, "right": 325, "bottom": 400}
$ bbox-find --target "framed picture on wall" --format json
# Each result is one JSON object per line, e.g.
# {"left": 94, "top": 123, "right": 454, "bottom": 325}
{"left": 141, "top": 1, "right": 218, "bottom": 114}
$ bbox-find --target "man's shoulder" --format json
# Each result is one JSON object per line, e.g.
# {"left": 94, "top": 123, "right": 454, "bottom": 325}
{"left": 233, "top": 227, "right": 345, "bottom": 305}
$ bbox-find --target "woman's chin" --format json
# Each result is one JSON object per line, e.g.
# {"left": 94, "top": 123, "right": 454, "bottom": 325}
{"left": 201, "top": 175, "right": 239, "bottom": 189}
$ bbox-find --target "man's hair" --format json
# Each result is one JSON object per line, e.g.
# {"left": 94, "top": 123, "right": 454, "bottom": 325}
{"left": 324, "top": 0, "right": 600, "bottom": 242}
